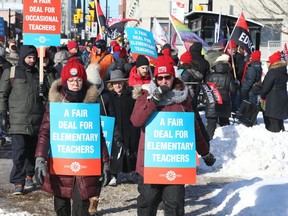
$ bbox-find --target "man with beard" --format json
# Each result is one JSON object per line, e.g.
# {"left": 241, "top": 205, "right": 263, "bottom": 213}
{"left": 0, "top": 45, "right": 46, "bottom": 195}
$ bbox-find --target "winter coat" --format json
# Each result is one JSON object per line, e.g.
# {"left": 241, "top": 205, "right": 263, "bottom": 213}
{"left": 189, "top": 42, "right": 210, "bottom": 78}
{"left": 128, "top": 66, "right": 151, "bottom": 87}
{"left": 130, "top": 79, "right": 210, "bottom": 176}
{"left": 0, "top": 45, "right": 45, "bottom": 135}
{"left": 205, "top": 61, "right": 237, "bottom": 118}
{"left": 204, "top": 49, "right": 223, "bottom": 68}
{"left": 90, "top": 51, "right": 114, "bottom": 80}
{"left": 234, "top": 52, "right": 246, "bottom": 81}
{"left": 108, "top": 86, "right": 140, "bottom": 173}
{"left": 261, "top": 61, "right": 288, "bottom": 120}
{"left": 5, "top": 50, "right": 19, "bottom": 66}
{"left": 241, "top": 61, "right": 262, "bottom": 99}
{"left": 35, "top": 80, "right": 109, "bottom": 200}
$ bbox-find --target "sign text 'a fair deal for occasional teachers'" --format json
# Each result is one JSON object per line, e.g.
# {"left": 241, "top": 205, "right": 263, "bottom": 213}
{"left": 144, "top": 112, "right": 196, "bottom": 184}
{"left": 50, "top": 103, "right": 101, "bottom": 176}
{"left": 23, "top": 0, "right": 61, "bottom": 46}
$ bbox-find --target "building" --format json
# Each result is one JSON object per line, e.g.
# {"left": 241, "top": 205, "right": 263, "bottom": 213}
{"left": 123, "top": 0, "right": 288, "bottom": 60}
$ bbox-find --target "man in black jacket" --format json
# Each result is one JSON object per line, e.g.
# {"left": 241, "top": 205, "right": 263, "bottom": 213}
{"left": 0, "top": 45, "right": 45, "bottom": 195}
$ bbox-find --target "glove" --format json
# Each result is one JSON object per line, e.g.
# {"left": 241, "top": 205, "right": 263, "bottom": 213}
{"left": 202, "top": 153, "right": 216, "bottom": 166}
{"left": 0, "top": 112, "right": 9, "bottom": 132}
{"left": 260, "top": 98, "right": 266, "bottom": 111}
{"left": 151, "top": 86, "right": 170, "bottom": 104}
{"left": 234, "top": 79, "right": 241, "bottom": 90}
{"left": 35, "top": 157, "right": 47, "bottom": 185}
{"left": 100, "top": 163, "right": 111, "bottom": 187}
{"left": 38, "top": 84, "right": 48, "bottom": 96}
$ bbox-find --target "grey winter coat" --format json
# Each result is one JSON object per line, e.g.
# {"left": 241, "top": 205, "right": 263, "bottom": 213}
{"left": 0, "top": 45, "right": 45, "bottom": 135}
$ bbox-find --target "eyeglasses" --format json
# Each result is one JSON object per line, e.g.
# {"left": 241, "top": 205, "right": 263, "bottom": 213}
{"left": 156, "top": 75, "right": 173, "bottom": 81}
{"left": 67, "top": 78, "right": 83, "bottom": 85}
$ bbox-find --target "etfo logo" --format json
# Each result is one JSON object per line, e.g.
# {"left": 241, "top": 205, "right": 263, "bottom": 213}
{"left": 70, "top": 161, "right": 81, "bottom": 172}
{"left": 166, "top": 170, "right": 176, "bottom": 181}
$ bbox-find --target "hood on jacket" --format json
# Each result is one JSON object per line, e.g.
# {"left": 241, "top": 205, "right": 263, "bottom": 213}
{"left": 189, "top": 42, "right": 202, "bottom": 54}
{"left": 18, "top": 45, "right": 38, "bottom": 69}
{"left": 49, "top": 79, "right": 99, "bottom": 103}
{"left": 132, "top": 78, "right": 189, "bottom": 106}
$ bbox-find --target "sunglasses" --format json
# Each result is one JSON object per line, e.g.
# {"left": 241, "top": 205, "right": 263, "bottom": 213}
{"left": 156, "top": 75, "right": 173, "bottom": 81}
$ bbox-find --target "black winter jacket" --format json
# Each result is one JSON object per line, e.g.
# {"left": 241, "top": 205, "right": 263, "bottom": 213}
{"left": 205, "top": 61, "right": 237, "bottom": 118}
{"left": 261, "top": 61, "right": 288, "bottom": 120}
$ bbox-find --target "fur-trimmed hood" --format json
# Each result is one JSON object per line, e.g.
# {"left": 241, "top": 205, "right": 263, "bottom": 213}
{"left": 49, "top": 79, "right": 98, "bottom": 103}
{"left": 269, "top": 60, "right": 287, "bottom": 70}
{"left": 132, "top": 78, "right": 189, "bottom": 106}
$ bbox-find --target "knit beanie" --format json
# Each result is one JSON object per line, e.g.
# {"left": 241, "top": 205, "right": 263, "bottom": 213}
{"left": 67, "top": 41, "right": 78, "bottom": 51}
{"left": 180, "top": 51, "right": 192, "bottom": 64}
{"left": 268, "top": 51, "right": 281, "bottom": 65}
{"left": 250, "top": 50, "right": 261, "bottom": 61}
{"left": 136, "top": 55, "right": 149, "bottom": 68}
{"left": 61, "top": 58, "right": 87, "bottom": 84}
{"left": 154, "top": 55, "right": 175, "bottom": 77}
{"left": 86, "top": 62, "right": 102, "bottom": 85}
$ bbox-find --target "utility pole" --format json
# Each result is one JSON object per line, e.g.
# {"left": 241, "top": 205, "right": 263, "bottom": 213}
{"left": 8, "top": 8, "right": 11, "bottom": 39}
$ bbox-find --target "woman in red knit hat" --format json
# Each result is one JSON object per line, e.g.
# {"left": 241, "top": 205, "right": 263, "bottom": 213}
{"left": 260, "top": 51, "right": 288, "bottom": 132}
{"left": 130, "top": 55, "right": 216, "bottom": 216}
{"left": 34, "top": 58, "right": 111, "bottom": 215}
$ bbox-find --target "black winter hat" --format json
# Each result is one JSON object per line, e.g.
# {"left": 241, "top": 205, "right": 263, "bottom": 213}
{"left": 136, "top": 55, "right": 149, "bottom": 68}
{"left": 189, "top": 42, "right": 202, "bottom": 53}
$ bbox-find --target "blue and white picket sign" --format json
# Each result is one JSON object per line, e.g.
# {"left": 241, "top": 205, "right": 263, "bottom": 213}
{"left": 100, "top": 115, "right": 115, "bottom": 156}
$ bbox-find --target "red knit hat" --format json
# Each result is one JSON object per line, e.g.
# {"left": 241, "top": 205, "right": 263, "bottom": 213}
{"left": 67, "top": 41, "right": 78, "bottom": 51}
{"left": 154, "top": 55, "right": 175, "bottom": 77}
{"left": 269, "top": 51, "right": 281, "bottom": 65}
{"left": 180, "top": 51, "right": 192, "bottom": 64}
{"left": 250, "top": 50, "right": 261, "bottom": 61}
{"left": 61, "top": 58, "right": 87, "bottom": 84}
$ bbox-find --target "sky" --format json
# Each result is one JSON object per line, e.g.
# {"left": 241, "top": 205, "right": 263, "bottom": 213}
{"left": 1, "top": 112, "right": 288, "bottom": 215}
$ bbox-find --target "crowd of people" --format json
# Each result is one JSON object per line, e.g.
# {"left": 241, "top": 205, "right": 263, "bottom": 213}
{"left": 0, "top": 36, "right": 287, "bottom": 216}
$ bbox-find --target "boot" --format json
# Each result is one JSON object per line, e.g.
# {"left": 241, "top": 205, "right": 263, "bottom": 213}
{"left": 88, "top": 196, "right": 100, "bottom": 215}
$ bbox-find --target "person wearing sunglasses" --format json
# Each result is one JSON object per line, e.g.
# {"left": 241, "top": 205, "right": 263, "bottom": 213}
{"left": 90, "top": 39, "right": 114, "bottom": 80}
{"left": 130, "top": 55, "right": 216, "bottom": 216}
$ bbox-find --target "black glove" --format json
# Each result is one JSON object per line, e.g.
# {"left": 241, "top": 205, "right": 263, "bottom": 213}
{"left": 38, "top": 84, "right": 48, "bottom": 96}
{"left": 202, "top": 153, "right": 216, "bottom": 166}
{"left": 0, "top": 111, "right": 9, "bottom": 132}
{"left": 100, "top": 163, "right": 111, "bottom": 187}
{"left": 234, "top": 80, "right": 241, "bottom": 90}
{"left": 151, "top": 86, "right": 170, "bottom": 104}
{"left": 35, "top": 157, "right": 47, "bottom": 185}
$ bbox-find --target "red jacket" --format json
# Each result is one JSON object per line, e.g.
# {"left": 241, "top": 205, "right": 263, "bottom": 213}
{"left": 35, "top": 80, "right": 109, "bottom": 200}
{"left": 130, "top": 79, "right": 210, "bottom": 176}
{"left": 128, "top": 66, "right": 151, "bottom": 86}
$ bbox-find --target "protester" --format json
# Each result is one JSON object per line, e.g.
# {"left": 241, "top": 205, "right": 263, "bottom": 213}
{"left": 128, "top": 55, "right": 151, "bottom": 86}
{"left": 34, "top": 58, "right": 111, "bottom": 215}
{"left": 232, "top": 45, "right": 246, "bottom": 112}
{"left": 90, "top": 39, "right": 114, "bottom": 80}
{"left": 260, "top": 51, "right": 288, "bottom": 132}
{"left": 106, "top": 69, "right": 140, "bottom": 184}
{"left": 0, "top": 56, "right": 12, "bottom": 79}
{"left": 54, "top": 49, "right": 70, "bottom": 77}
{"left": 81, "top": 42, "right": 92, "bottom": 68}
{"left": 204, "top": 42, "right": 224, "bottom": 68}
{"left": 86, "top": 62, "right": 121, "bottom": 215}
{"left": 205, "top": 54, "right": 237, "bottom": 140}
{"left": 5, "top": 43, "right": 19, "bottom": 66}
{"left": 241, "top": 50, "right": 262, "bottom": 105}
{"left": 0, "top": 45, "right": 46, "bottom": 195}
{"left": 130, "top": 55, "right": 216, "bottom": 215}
{"left": 39, "top": 48, "right": 59, "bottom": 101}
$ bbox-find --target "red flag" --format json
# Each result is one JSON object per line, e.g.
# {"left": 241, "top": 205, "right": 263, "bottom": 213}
{"left": 230, "top": 12, "right": 254, "bottom": 54}
{"left": 95, "top": 0, "right": 108, "bottom": 35}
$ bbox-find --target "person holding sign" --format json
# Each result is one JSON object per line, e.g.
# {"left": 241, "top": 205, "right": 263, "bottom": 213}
{"left": 130, "top": 55, "right": 216, "bottom": 216}
{"left": 0, "top": 45, "right": 46, "bottom": 195}
{"left": 34, "top": 58, "right": 110, "bottom": 216}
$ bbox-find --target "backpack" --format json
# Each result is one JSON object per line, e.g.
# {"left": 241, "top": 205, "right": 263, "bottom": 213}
{"left": 113, "top": 58, "right": 126, "bottom": 72}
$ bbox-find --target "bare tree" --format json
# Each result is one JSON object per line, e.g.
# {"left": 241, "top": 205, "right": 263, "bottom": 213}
{"left": 236, "top": 0, "right": 288, "bottom": 35}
